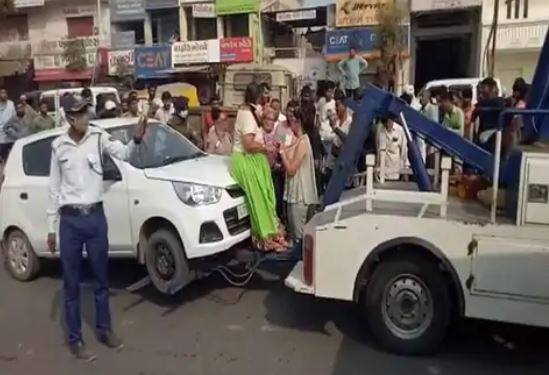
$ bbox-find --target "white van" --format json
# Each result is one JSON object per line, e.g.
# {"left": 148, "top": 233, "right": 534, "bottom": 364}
{"left": 0, "top": 118, "right": 250, "bottom": 294}
{"left": 421, "top": 78, "right": 503, "bottom": 104}
{"left": 40, "top": 86, "right": 120, "bottom": 121}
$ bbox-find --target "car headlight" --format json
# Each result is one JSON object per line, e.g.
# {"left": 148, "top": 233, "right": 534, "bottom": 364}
{"left": 172, "top": 182, "right": 222, "bottom": 206}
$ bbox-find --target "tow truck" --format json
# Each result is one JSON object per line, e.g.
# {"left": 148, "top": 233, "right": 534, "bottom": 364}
{"left": 285, "top": 30, "right": 549, "bottom": 355}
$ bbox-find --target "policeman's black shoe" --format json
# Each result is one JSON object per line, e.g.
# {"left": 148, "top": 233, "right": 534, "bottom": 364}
{"left": 99, "top": 331, "right": 124, "bottom": 351}
{"left": 69, "top": 341, "right": 97, "bottom": 362}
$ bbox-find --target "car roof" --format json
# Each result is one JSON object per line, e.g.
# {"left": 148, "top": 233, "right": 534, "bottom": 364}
{"left": 41, "top": 86, "right": 119, "bottom": 96}
{"left": 424, "top": 78, "right": 502, "bottom": 88}
{"left": 15, "top": 118, "right": 155, "bottom": 145}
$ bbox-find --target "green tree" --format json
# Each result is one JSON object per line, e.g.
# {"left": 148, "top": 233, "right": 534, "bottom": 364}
{"left": 62, "top": 38, "right": 88, "bottom": 71}
{"left": 375, "top": 1, "right": 406, "bottom": 93}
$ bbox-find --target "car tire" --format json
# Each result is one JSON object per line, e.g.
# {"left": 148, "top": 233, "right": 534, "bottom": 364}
{"left": 362, "top": 255, "right": 451, "bottom": 355}
{"left": 145, "top": 229, "right": 195, "bottom": 295}
{"left": 4, "top": 230, "right": 40, "bottom": 282}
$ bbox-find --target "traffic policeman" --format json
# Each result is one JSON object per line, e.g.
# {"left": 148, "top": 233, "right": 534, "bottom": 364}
{"left": 47, "top": 96, "right": 147, "bottom": 361}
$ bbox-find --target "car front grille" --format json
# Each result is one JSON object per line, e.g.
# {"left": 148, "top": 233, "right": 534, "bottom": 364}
{"left": 223, "top": 207, "right": 250, "bottom": 236}
{"left": 226, "top": 184, "right": 245, "bottom": 198}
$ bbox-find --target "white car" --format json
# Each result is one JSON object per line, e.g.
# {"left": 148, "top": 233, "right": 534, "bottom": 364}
{"left": 0, "top": 118, "right": 250, "bottom": 294}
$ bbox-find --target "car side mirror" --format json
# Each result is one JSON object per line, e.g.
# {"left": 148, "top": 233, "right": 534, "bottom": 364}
{"left": 103, "top": 167, "right": 122, "bottom": 181}
{"left": 102, "top": 155, "right": 122, "bottom": 181}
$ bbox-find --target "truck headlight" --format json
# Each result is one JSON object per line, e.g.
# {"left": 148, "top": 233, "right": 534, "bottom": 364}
{"left": 172, "top": 182, "right": 222, "bottom": 206}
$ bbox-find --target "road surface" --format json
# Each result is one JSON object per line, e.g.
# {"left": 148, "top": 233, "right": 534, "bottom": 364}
{"left": 1, "top": 258, "right": 548, "bottom": 375}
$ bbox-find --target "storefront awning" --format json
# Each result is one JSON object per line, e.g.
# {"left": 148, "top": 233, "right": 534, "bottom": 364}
{"left": 34, "top": 68, "right": 94, "bottom": 82}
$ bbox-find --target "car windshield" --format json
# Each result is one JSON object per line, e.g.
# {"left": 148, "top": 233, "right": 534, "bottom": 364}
{"left": 107, "top": 122, "right": 204, "bottom": 169}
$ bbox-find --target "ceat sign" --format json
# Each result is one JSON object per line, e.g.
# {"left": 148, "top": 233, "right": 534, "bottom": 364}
{"left": 134, "top": 45, "right": 172, "bottom": 78}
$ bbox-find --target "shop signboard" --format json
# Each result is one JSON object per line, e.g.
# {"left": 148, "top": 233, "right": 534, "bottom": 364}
{"left": 335, "top": 0, "right": 390, "bottom": 28}
{"left": 325, "top": 26, "right": 409, "bottom": 60}
{"left": 172, "top": 40, "right": 220, "bottom": 66}
{"left": 112, "top": 31, "right": 136, "bottom": 49}
{"left": 111, "top": 0, "right": 146, "bottom": 22}
{"left": 192, "top": 3, "right": 216, "bottom": 18}
{"left": 215, "top": 0, "right": 260, "bottom": 15}
{"left": 62, "top": 5, "right": 96, "bottom": 16}
{"left": 34, "top": 52, "right": 96, "bottom": 71}
{"left": 411, "top": 0, "right": 481, "bottom": 12}
{"left": 32, "top": 37, "right": 99, "bottom": 56}
{"left": 134, "top": 45, "right": 171, "bottom": 78}
{"left": 220, "top": 37, "right": 253, "bottom": 63}
{"left": 276, "top": 9, "right": 317, "bottom": 22}
{"left": 108, "top": 49, "right": 135, "bottom": 75}
{"left": 145, "top": 0, "right": 179, "bottom": 9}
{"left": 14, "top": 0, "right": 44, "bottom": 7}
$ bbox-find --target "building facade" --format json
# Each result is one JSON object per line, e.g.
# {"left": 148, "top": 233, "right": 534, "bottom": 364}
{"left": 481, "top": 0, "right": 549, "bottom": 93}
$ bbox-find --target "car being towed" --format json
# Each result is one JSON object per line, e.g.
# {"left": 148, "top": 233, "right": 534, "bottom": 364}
{"left": 0, "top": 118, "right": 250, "bottom": 294}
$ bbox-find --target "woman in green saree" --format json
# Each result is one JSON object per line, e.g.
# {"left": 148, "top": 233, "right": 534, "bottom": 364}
{"left": 230, "top": 83, "right": 287, "bottom": 252}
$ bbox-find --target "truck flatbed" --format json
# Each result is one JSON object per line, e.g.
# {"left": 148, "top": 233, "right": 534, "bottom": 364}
{"left": 311, "top": 183, "right": 513, "bottom": 228}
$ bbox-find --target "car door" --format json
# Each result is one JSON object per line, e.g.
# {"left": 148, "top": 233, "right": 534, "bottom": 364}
{"left": 18, "top": 136, "right": 55, "bottom": 254}
{"left": 102, "top": 126, "right": 136, "bottom": 254}
{"left": 101, "top": 154, "right": 133, "bottom": 255}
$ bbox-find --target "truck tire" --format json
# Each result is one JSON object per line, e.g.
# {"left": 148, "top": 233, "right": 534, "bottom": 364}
{"left": 4, "top": 230, "right": 40, "bottom": 281}
{"left": 145, "top": 229, "right": 195, "bottom": 295}
{"left": 362, "top": 255, "right": 451, "bottom": 355}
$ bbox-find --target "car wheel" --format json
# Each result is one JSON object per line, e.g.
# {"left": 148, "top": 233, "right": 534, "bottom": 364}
{"left": 362, "top": 255, "right": 451, "bottom": 355}
{"left": 145, "top": 229, "right": 195, "bottom": 295}
{"left": 4, "top": 230, "right": 40, "bottom": 281}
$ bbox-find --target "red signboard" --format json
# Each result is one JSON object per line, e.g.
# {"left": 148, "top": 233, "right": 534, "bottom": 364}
{"left": 220, "top": 37, "right": 253, "bottom": 63}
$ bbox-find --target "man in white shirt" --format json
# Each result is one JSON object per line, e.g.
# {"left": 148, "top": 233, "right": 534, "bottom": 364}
{"left": 154, "top": 91, "right": 174, "bottom": 124}
{"left": 325, "top": 98, "right": 353, "bottom": 181}
{"left": 377, "top": 117, "right": 407, "bottom": 181}
{"left": 47, "top": 97, "right": 148, "bottom": 361}
{"left": 270, "top": 98, "right": 286, "bottom": 130}
{"left": 317, "top": 84, "right": 336, "bottom": 143}
{"left": 138, "top": 84, "right": 162, "bottom": 117}
{"left": 0, "top": 88, "right": 16, "bottom": 162}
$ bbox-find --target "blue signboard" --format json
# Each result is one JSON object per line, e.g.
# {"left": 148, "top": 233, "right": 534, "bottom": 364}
{"left": 134, "top": 45, "right": 172, "bottom": 79}
{"left": 325, "top": 26, "right": 409, "bottom": 60}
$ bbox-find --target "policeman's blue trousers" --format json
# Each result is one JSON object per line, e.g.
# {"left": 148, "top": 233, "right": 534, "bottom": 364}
{"left": 59, "top": 210, "right": 111, "bottom": 344}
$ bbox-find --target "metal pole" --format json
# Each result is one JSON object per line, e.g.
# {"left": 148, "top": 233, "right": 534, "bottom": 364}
{"left": 489, "top": 0, "right": 500, "bottom": 77}
{"left": 92, "top": 0, "right": 102, "bottom": 85}
{"left": 97, "top": 0, "right": 103, "bottom": 43}
{"left": 491, "top": 129, "right": 502, "bottom": 223}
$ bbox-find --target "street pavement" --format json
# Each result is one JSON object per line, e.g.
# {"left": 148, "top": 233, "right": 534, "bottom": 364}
{"left": 1, "top": 258, "right": 549, "bottom": 375}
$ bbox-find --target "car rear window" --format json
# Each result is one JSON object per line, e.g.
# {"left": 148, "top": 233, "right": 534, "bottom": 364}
{"left": 22, "top": 137, "right": 55, "bottom": 176}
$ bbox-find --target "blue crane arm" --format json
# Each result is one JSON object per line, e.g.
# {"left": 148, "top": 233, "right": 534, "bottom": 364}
{"left": 323, "top": 85, "right": 494, "bottom": 207}
{"left": 523, "top": 29, "right": 549, "bottom": 142}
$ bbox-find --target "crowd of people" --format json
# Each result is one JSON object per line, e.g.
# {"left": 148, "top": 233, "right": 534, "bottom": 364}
{"left": 0, "top": 74, "right": 533, "bottom": 252}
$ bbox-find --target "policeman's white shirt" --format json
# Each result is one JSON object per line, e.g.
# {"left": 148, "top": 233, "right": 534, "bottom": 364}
{"left": 47, "top": 126, "right": 136, "bottom": 233}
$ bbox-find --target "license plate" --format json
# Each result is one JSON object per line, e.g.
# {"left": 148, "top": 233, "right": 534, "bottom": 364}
{"left": 237, "top": 204, "right": 249, "bottom": 220}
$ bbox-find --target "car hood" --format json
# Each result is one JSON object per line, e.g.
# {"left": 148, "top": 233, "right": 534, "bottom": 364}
{"left": 144, "top": 154, "right": 236, "bottom": 187}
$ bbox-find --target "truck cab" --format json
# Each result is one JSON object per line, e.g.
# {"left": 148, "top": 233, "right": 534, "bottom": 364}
{"left": 221, "top": 64, "right": 296, "bottom": 109}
